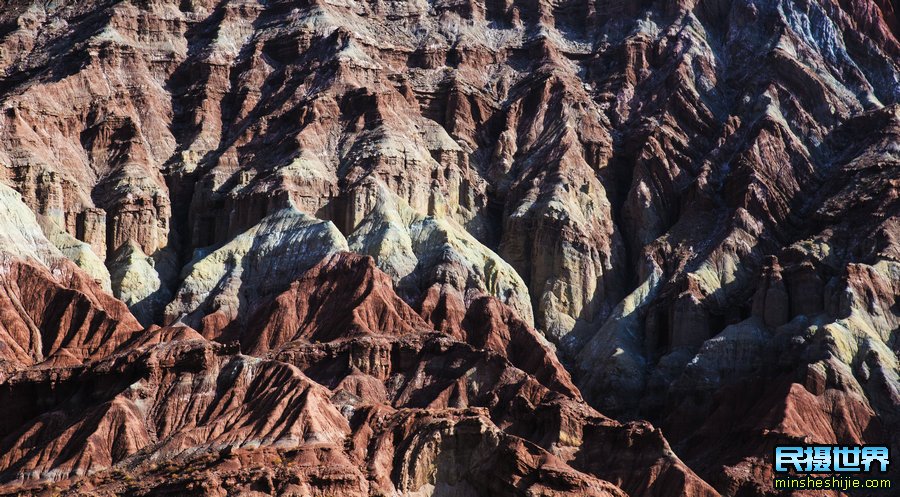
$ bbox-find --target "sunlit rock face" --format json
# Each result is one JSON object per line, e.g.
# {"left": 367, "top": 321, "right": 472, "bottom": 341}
{"left": 0, "top": 0, "right": 898, "bottom": 495}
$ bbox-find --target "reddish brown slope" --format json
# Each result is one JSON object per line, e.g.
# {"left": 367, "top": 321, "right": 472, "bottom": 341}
{"left": 0, "top": 254, "right": 718, "bottom": 497}
{"left": 0, "top": 259, "right": 141, "bottom": 373}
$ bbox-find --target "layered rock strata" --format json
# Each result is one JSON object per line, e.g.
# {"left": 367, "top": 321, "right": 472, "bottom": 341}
{"left": 0, "top": 0, "right": 898, "bottom": 495}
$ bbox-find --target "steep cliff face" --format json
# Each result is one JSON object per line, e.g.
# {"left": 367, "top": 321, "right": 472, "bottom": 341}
{"left": 0, "top": 0, "right": 898, "bottom": 495}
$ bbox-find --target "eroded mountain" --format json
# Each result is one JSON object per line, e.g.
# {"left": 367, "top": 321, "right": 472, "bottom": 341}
{"left": 0, "top": 0, "right": 897, "bottom": 495}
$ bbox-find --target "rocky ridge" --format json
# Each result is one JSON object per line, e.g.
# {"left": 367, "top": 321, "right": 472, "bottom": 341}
{"left": 0, "top": 0, "right": 898, "bottom": 495}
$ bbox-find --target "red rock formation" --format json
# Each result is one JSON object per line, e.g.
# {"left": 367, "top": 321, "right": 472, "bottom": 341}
{"left": 751, "top": 256, "right": 790, "bottom": 328}
{"left": 0, "top": 254, "right": 717, "bottom": 496}
{"left": 665, "top": 361, "right": 887, "bottom": 496}
{"left": 0, "top": 0, "right": 898, "bottom": 495}
{"left": 236, "top": 254, "right": 429, "bottom": 352}
{"left": 0, "top": 258, "right": 141, "bottom": 373}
